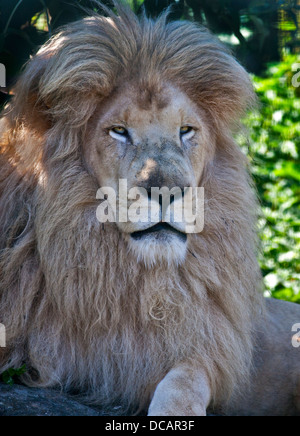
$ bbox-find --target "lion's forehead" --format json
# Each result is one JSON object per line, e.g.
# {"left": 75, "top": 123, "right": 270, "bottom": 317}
{"left": 97, "top": 84, "right": 203, "bottom": 134}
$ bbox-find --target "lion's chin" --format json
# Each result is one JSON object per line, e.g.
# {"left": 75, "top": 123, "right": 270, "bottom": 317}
{"left": 127, "top": 223, "right": 188, "bottom": 268}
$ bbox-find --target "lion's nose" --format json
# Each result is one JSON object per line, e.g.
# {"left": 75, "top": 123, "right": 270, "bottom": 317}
{"left": 144, "top": 170, "right": 165, "bottom": 190}
{"left": 138, "top": 169, "right": 187, "bottom": 194}
{"left": 136, "top": 160, "right": 164, "bottom": 187}
{"left": 136, "top": 161, "right": 188, "bottom": 191}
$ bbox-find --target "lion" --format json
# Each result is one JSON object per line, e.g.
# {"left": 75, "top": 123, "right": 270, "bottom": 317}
{"left": 0, "top": 1, "right": 299, "bottom": 416}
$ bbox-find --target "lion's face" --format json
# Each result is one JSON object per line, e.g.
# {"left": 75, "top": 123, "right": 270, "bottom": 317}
{"left": 84, "top": 83, "right": 213, "bottom": 266}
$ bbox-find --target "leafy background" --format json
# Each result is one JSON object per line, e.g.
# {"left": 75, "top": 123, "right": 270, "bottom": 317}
{"left": 0, "top": 0, "right": 299, "bottom": 303}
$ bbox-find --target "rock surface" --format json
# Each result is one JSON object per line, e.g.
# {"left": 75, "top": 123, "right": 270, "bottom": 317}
{"left": 0, "top": 383, "right": 107, "bottom": 416}
{"left": 0, "top": 383, "right": 220, "bottom": 416}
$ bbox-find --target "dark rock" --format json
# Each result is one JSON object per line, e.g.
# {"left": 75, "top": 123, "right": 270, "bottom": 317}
{"left": 0, "top": 383, "right": 107, "bottom": 416}
{"left": 0, "top": 383, "right": 222, "bottom": 416}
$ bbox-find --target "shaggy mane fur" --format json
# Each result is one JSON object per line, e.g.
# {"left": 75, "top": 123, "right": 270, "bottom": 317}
{"left": 0, "top": 1, "right": 264, "bottom": 414}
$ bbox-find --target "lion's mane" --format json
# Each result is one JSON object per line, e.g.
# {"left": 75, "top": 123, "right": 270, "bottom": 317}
{"left": 0, "top": 2, "right": 263, "bottom": 414}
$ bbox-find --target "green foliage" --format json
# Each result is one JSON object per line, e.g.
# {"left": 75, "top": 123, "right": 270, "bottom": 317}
{"left": 1, "top": 365, "right": 27, "bottom": 386}
{"left": 240, "top": 55, "right": 300, "bottom": 302}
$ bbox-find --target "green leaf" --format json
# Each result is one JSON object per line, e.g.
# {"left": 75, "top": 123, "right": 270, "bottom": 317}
{"left": 274, "top": 162, "right": 300, "bottom": 182}
{"left": 1, "top": 365, "right": 27, "bottom": 386}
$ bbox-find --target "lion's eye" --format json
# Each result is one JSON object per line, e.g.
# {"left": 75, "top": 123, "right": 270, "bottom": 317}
{"left": 112, "top": 126, "right": 127, "bottom": 135}
{"left": 180, "top": 126, "right": 195, "bottom": 140}
{"left": 109, "top": 126, "right": 129, "bottom": 142}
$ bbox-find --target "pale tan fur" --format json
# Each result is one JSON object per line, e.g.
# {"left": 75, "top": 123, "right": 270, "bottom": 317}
{"left": 0, "top": 2, "right": 299, "bottom": 416}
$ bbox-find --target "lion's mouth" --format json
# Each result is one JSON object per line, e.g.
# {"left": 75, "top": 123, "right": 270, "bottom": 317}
{"left": 131, "top": 223, "right": 187, "bottom": 242}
